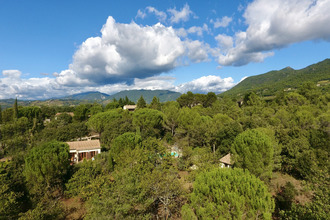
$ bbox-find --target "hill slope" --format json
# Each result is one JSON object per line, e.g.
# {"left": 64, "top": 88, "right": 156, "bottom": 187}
{"left": 222, "top": 59, "right": 330, "bottom": 97}
{"left": 108, "top": 90, "right": 181, "bottom": 103}
{"left": 61, "top": 91, "right": 110, "bottom": 100}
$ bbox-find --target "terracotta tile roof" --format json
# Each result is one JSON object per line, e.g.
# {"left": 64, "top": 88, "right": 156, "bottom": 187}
{"left": 219, "top": 153, "right": 232, "bottom": 165}
{"left": 66, "top": 140, "right": 101, "bottom": 151}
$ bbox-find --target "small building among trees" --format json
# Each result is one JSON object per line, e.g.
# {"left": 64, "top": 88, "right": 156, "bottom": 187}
{"left": 123, "top": 105, "right": 137, "bottom": 111}
{"left": 66, "top": 139, "right": 101, "bottom": 163}
{"left": 219, "top": 153, "right": 233, "bottom": 168}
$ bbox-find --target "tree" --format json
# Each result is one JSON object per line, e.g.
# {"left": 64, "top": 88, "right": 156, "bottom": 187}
{"left": 185, "top": 168, "right": 274, "bottom": 219}
{"left": 13, "top": 97, "right": 18, "bottom": 120}
{"left": 0, "top": 105, "right": 2, "bottom": 123}
{"left": 87, "top": 110, "right": 122, "bottom": 138}
{"left": 203, "top": 92, "right": 217, "bottom": 107}
{"left": 89, "top": 103, "right": 103, "bottom": 116}
{"left": 150, "top": 96, "right": 161, "bottom": 110}
{"left": 142, "top": 168, "right": 183, "bottom": 219}
{"left": 177, "top": 91, "right": 195, "bottom": 108}
{"left": 110, "top": 132, "right": 142, "bottom": 162}
{"left": 162, "top": 101, "right": 180, "bottom": 136}
{"left": 0, "top": 161, "right": 24, "bottom": 218}
{"left": 133, "top": 108, "right": 164, "bottom": 138}
{"left": 231, "top": 129, "right": 274, "bottom": 180}
{"left": 276, "top": 182, "right": 297, "bottom": 211}
{"left": 137, "top": 95, "right": 147, "bottom": 109}
{"left": 73, "top": 104, "right": 88, "bottom": 122}
{"left": 243, "top": 91, "right": 262, "bottom": 106}
{"left": 23, "top": 141, "right": 70, "bottom": 197}
{"left": 105, "top": 101, "right": 119, "bottom": 110}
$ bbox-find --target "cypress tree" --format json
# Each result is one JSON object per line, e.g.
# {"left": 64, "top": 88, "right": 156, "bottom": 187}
{"left": 13, "top": 97, "right": 18, "bottom": 120}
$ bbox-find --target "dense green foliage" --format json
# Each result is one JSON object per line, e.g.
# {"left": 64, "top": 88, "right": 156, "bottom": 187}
{"left": 23, "top": 141, "right": 70, "bottom": 197}
{"left": 231, "top": 129, "right": 274, "bottom": 180}
{"left": 185, "top": 168, "right": 274, "bottom": 219}
{"left": 0, "top": 72, "right": 329, "bottom": 219}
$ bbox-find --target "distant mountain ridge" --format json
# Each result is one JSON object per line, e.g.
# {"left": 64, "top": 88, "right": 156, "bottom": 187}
{"left": 108, "top": 90, "right": 182, "bottom": 103}
{"left": 0, "top": 90, "right": 181, "bottom": 109}
{"left": 61, "top": 91, "right": 110, "bottom": 100}
{"left": 222, "top": 58, "right": 330, "bottom": 97}
{"left": 59, "top": 90, "right": 181, "bottom": 103}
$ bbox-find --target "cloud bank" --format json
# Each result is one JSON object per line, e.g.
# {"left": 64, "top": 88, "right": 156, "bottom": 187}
{"left": 56, "top": 16, "right": 185, "bottom": 87}
{"left": 217, "top": 0, "right": 330, "bottom": 66}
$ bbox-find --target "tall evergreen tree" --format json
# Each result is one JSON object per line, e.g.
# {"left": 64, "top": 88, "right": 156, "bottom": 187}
{"left": 137, "top": 95, "right": 147, "bottom": 109}
{"left": 13, "top": 97, "right": 18, "bottom": 120}
{"left": 150, "top": 96, "right": 161, "bottom": 110}
{"left": 0, "top": 105, "right": 2, "bottom": 123}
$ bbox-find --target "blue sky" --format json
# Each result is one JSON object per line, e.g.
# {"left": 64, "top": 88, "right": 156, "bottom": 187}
{"left": 0, "top": 0, "right": 329, "bottom": 99}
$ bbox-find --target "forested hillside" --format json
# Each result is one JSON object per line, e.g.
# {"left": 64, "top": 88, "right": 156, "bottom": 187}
{"left": 222, "top": 58, "right": 330, "bottom": 97}
{"left": 108, "top": 89, "right": 182, "bottom": 103}
{"left": 0, "top": 84, "right": 329, "bottom": 219}
{"left": 60, "top": 91, "right": 110, "bottom": 100}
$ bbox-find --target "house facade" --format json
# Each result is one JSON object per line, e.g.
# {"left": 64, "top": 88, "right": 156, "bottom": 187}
{"left": 66, "top": 139, "right": 101, "bottom": 163}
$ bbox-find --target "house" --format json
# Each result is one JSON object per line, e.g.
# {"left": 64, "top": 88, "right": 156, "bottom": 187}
{"left": 55, "top": 112, "right": 74, "bottom": 120}
{"left": 123, "top": 105, "right": 137, "bottom": 111}
{"left": 66, "top": 139, "right": 101, "bottom": 164}
{"left": 219, "top": 153, "right": 233, "bottom": 168}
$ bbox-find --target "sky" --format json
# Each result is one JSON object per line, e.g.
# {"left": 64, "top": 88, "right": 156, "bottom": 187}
{"left": 0, "top": 0, "right": 330, "bottom": 100}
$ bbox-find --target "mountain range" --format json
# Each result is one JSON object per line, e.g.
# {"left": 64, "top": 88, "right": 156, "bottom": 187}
{"left": 61, "top": 90, "right": 182, "bottom": 103}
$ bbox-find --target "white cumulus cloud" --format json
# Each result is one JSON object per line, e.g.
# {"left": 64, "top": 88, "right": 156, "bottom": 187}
{"left": 146, "top": 7, "right": 167, "bottom": 22}
{"left": 168, "top": 4, "right": 194, "bottom": 24}
{"left": 176, "top": 75, "right": 236, "bottom": 94}
{"left": 185, "top": 40, "right": 210, "bottom": 63}
{"left": 56, "top": 16, "right": 185, "bottom": 86}
{"left": 217, "top": 0, "right": 330, "bottom": 66}
{"left": 211, "top": 16, "right": 232, "bottom": 28}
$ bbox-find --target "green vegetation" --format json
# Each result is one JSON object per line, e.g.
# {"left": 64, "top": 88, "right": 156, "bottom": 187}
{"left": 231, "top": 129, "right": 274, "bottom": 180}
{"left": 184, "top": 168, "right": 274, "bottom": 219}
{"left": 222, "top": 58, "right": 330, "bottom": 98}
{"left": 0, "top": 62, "right": 329, "bottom": 218}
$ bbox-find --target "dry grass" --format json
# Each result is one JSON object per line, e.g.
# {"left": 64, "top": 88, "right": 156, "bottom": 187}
{"left": 61, "top": 197, "right": 86, "bottom": 220}
{"left": 270, "top": 172, "right": 313, "bottom": 204}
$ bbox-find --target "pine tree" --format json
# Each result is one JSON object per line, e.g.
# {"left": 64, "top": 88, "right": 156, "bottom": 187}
{"left": 150, "top": 96, "right": 161, "bottom": 110}
{"left": 137, "top": 95, "right": 147, "bottom": 109}
{"left": 0, "top": 105, "right": 2, "bottom": 123}
{"left": 185, "top": 168, "right": 274, "bottom": 219}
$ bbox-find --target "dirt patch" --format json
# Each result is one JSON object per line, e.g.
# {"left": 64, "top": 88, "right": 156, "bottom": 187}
{"left": 61, "top": 197, "right": 86, "bottom": 220}
{"left": 179, "top": 171, "right": 193, "bottom": 192}
{"left": 270, "top": 172, "right": 313, "bottom": 204}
